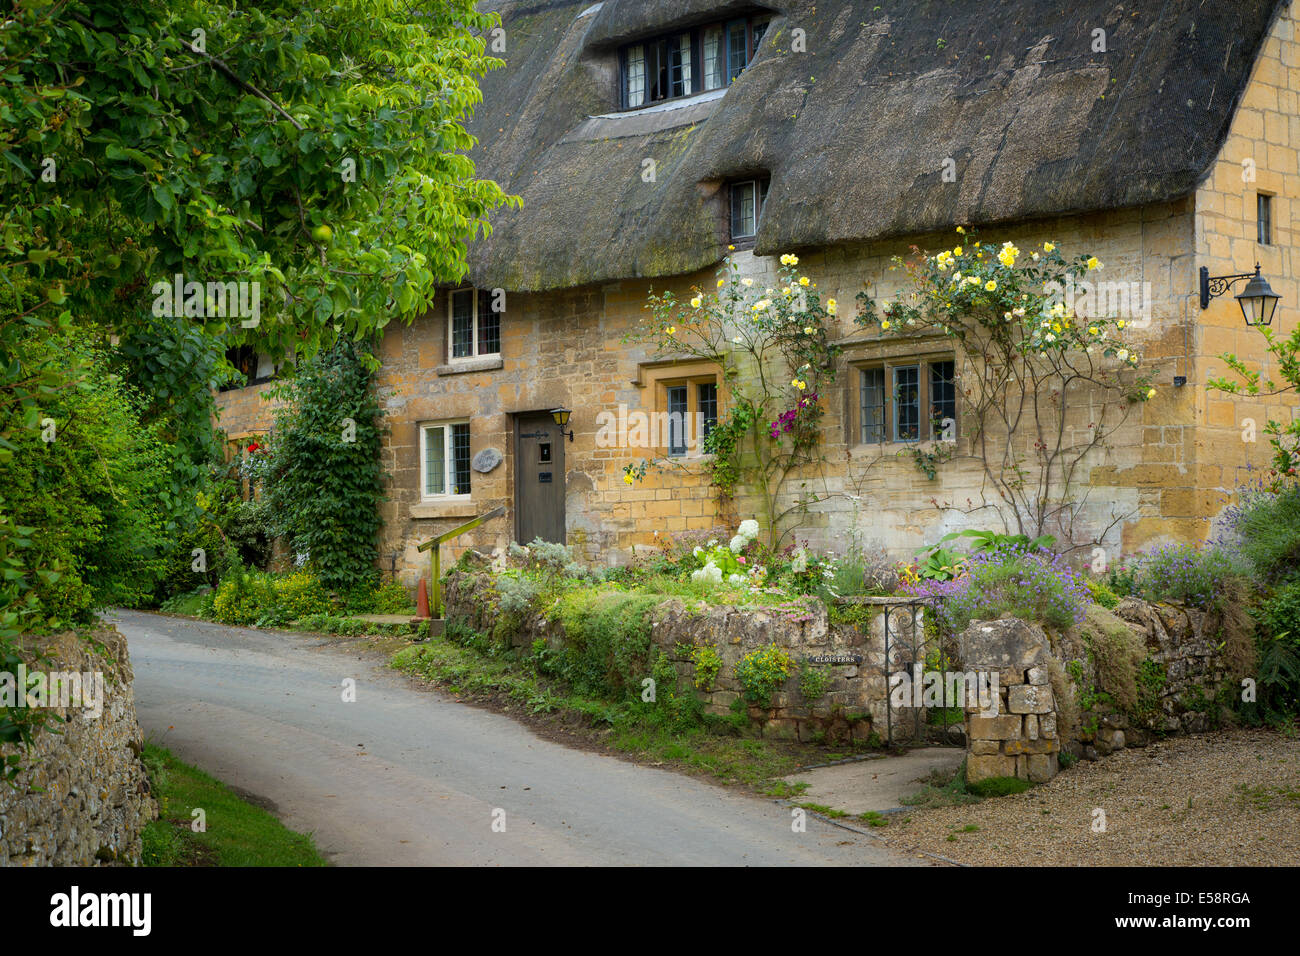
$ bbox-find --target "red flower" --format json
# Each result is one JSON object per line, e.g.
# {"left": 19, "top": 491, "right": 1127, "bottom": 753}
{"left": 247, "top": 442, "right": 260, "bottom": 453}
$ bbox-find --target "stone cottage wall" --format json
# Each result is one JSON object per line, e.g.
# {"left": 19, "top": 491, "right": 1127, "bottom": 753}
{"left": 0, "top": 626, "right": 156, "bottom": 866}
{"left": 211, "top": 197, "right": 1277, "bottom": 588}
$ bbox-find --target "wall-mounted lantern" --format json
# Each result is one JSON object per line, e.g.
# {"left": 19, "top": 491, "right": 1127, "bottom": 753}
{"left": 550, "top": 407, "right": 574, "bottom": 442}
{"left": 1199, "top": 263, "right": 1281, "bottom": 327}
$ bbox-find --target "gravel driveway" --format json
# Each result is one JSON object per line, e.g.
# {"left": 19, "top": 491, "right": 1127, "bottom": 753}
{"left": 879, "top": 728, "right": 1300, "bottom": 866}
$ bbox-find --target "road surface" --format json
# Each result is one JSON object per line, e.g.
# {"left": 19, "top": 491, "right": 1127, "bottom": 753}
{"left": 115, "top": 609, "right": 922, "bottom": 866}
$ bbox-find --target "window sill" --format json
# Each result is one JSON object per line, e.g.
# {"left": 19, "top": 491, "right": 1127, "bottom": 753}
{"left": 850, "top": 440, "right": 956, "bottom": 454}
{"left": 411, "top": 498, "right": 477, "bottom": 520}
{"left": 437, "top": 357, "right": 503, "bottom": 376}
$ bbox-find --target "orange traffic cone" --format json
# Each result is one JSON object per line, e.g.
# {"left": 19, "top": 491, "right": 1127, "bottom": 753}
{"left": 416, "top": 578, "right": 431, "bottom": 619}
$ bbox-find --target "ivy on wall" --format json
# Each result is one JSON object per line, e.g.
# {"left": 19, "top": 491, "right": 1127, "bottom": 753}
{"left": 261, "top": 342, "right": 385, "bottom": 593}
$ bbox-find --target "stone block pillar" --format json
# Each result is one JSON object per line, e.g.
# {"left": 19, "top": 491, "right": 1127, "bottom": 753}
{"left": 958, "top": 619, "right": 1061, "bottom": 784}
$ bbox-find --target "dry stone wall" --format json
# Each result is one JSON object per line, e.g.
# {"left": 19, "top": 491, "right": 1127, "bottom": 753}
{"left": 0, "top": 625, "right": 156, "bottom": 866}
{"left": 444, "top": 569, "right": 940, "bottom": 744}
{"left": 957, "top": 597, "right": 1244, "bottom": 785}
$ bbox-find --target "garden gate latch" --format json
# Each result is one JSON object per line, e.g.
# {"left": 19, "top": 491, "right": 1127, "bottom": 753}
{"left": 416, "top": 506, "right": 506, "bottom": 618}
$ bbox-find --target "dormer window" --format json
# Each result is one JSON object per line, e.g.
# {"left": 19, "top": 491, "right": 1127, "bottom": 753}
{"left": 730, "top": 177, "right": 770, "bottom": 241}
{"left": 619, "top": 13, "right": 772, "bottom": 110}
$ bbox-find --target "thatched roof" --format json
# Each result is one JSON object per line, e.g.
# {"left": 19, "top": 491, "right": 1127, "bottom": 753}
{"left": 465, "top": 0, "right": 1284, "bottom": 292}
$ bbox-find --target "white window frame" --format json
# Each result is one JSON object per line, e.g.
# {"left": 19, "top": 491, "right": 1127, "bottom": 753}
{"left": 447, "top": 288, "right": 501, "bottom": 363}
{"left": 420, "top": 420, "right": 472, "bottom": 499}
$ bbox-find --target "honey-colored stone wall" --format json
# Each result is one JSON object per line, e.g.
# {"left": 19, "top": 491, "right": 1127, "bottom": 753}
{"left": 1192, "top": 1, "right": 1300, "bottom": 529}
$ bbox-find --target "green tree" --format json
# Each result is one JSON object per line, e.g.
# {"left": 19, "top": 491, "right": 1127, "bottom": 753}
{"left": 1207, "top": 323, "right": 1300, "bottom": 485}
{"left": 2, "top": 0, "right": 515, "bottom": 630}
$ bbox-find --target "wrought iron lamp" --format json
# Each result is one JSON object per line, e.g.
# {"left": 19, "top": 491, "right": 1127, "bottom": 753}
{"left": 1199, "top": 263, "right": 1281, "bottom": 327}
{"left": 550, "top": 407, "right": 574, "bottom": 442}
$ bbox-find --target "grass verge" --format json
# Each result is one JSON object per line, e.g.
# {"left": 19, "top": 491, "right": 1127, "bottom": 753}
{"left": 141, "top": 743, "right": 327, "bottom": 867}
{"left": 390, "top": 632, "right": 877, "bottom": 797}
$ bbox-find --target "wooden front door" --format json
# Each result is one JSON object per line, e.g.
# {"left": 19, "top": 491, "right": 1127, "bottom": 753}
{"left": 514, "top": 412, "right": 565, "bottom": 545}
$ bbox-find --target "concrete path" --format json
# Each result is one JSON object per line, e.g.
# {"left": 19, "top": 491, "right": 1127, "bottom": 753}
{"left": 784, "top": 748, "right": 966, "bottom": 817}
{"left": 114, "top": 610, "right": 926, "bottom": 867}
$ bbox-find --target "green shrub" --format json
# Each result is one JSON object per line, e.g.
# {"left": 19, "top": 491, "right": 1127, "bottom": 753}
{"left": 1085, "top": 577, "right": 1121, "bottom": 609}
{"left": 272, "top": 571, "right": 332, "bottom": 620}
{"left": 1130, "top": 544, "right": 1249, "bottom": 611}
{"left": 369, "top": 579, "right": 415, "bottom": 615}
{"left": 685, "top": 642, "right": 723, "bottom": 691}
{"left": 551, "top": 588, "right": 662, "bottom": 698}
{"left": 1222, "top": 485, "right": 1300, "bottom": 584}
{"left": 797, "top": 659, "right": 830, "bottom": 702}
{"left": 734, "top": 644, "right": 794, "bottom": 708}
{"left": 1246, "top": 581, "right": 1300, "bottom": 723}
{"left": 1258, "top": 581, "right": 1300, "bottom": 643}
{"left": 211, "top": 571, "right": 277, "bottom": 626}
{"left": 0, "top": 338, "right": 173, "bottom": 631}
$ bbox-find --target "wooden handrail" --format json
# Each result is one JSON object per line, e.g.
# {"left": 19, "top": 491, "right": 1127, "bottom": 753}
{"left": 415, "top": 506, "right": 506, "bottom": 617}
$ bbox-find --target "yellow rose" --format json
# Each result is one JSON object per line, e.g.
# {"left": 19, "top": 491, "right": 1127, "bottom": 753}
{"left": 1088, "top": 326, "right": 1098, "bottom": 335}
{"left": 1087, "top": 256, "right": 1100, "bottom": 270}
{"left": 717, "top": 279, "right": 725, "bottom": 288}
{"left": 1117, "top": 319, "right": 1126, "bottom": 329}
{"left": 826, "top": 298, "right": 838, "bottom": 315}
{"left": 799, "top": 276, "right": 810, "bottom": 287}
{"left": 1043, "top": 242, "right": 1055, "bottom": 253}
{"left": 623, "top": 473, "right": 634, "bottom": 485}
{"left": 881, "top": 319, "right": 891, "bottom": 331}
{"left": 690, "top": 297, "right": 702, "bottom": 308}
{"left": 1147, "top": 388, "right": 1156, "bottom": 399}
{"left": 956, "top": 226, "right": 965, "bottom": 234}
{"left": 953, "top": 246, "right": 963, "bottom": 256}
{"left": 985, "top": 280, "right": 997, "bottom": 291}
{"left": 803, "top": 326, "right": 814, "bottom": 335}
{"left": 665, "top": 326, "right": 676, "bottom": 335}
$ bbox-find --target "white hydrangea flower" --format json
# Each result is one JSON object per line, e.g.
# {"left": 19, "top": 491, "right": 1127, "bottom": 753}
{"left": 729, "top": 535, "right": 748, "bottom": 553}
{"left": 691, "top": 561, "right": 723, "bottom": 585}
{"left": 728, "top": 573, "right": 746, "bottom": 586}
{"left": 737, "top": 519, "right": 760, "bottom": 541}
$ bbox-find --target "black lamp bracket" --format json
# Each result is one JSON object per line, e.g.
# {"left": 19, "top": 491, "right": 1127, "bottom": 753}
{"left": 1199, "top": 264, "right": 1259, "bottom": 310}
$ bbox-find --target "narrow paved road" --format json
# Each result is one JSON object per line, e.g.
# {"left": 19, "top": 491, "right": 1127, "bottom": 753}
{"left": 116, "top": 610, "right": 922, "bottom": 866}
